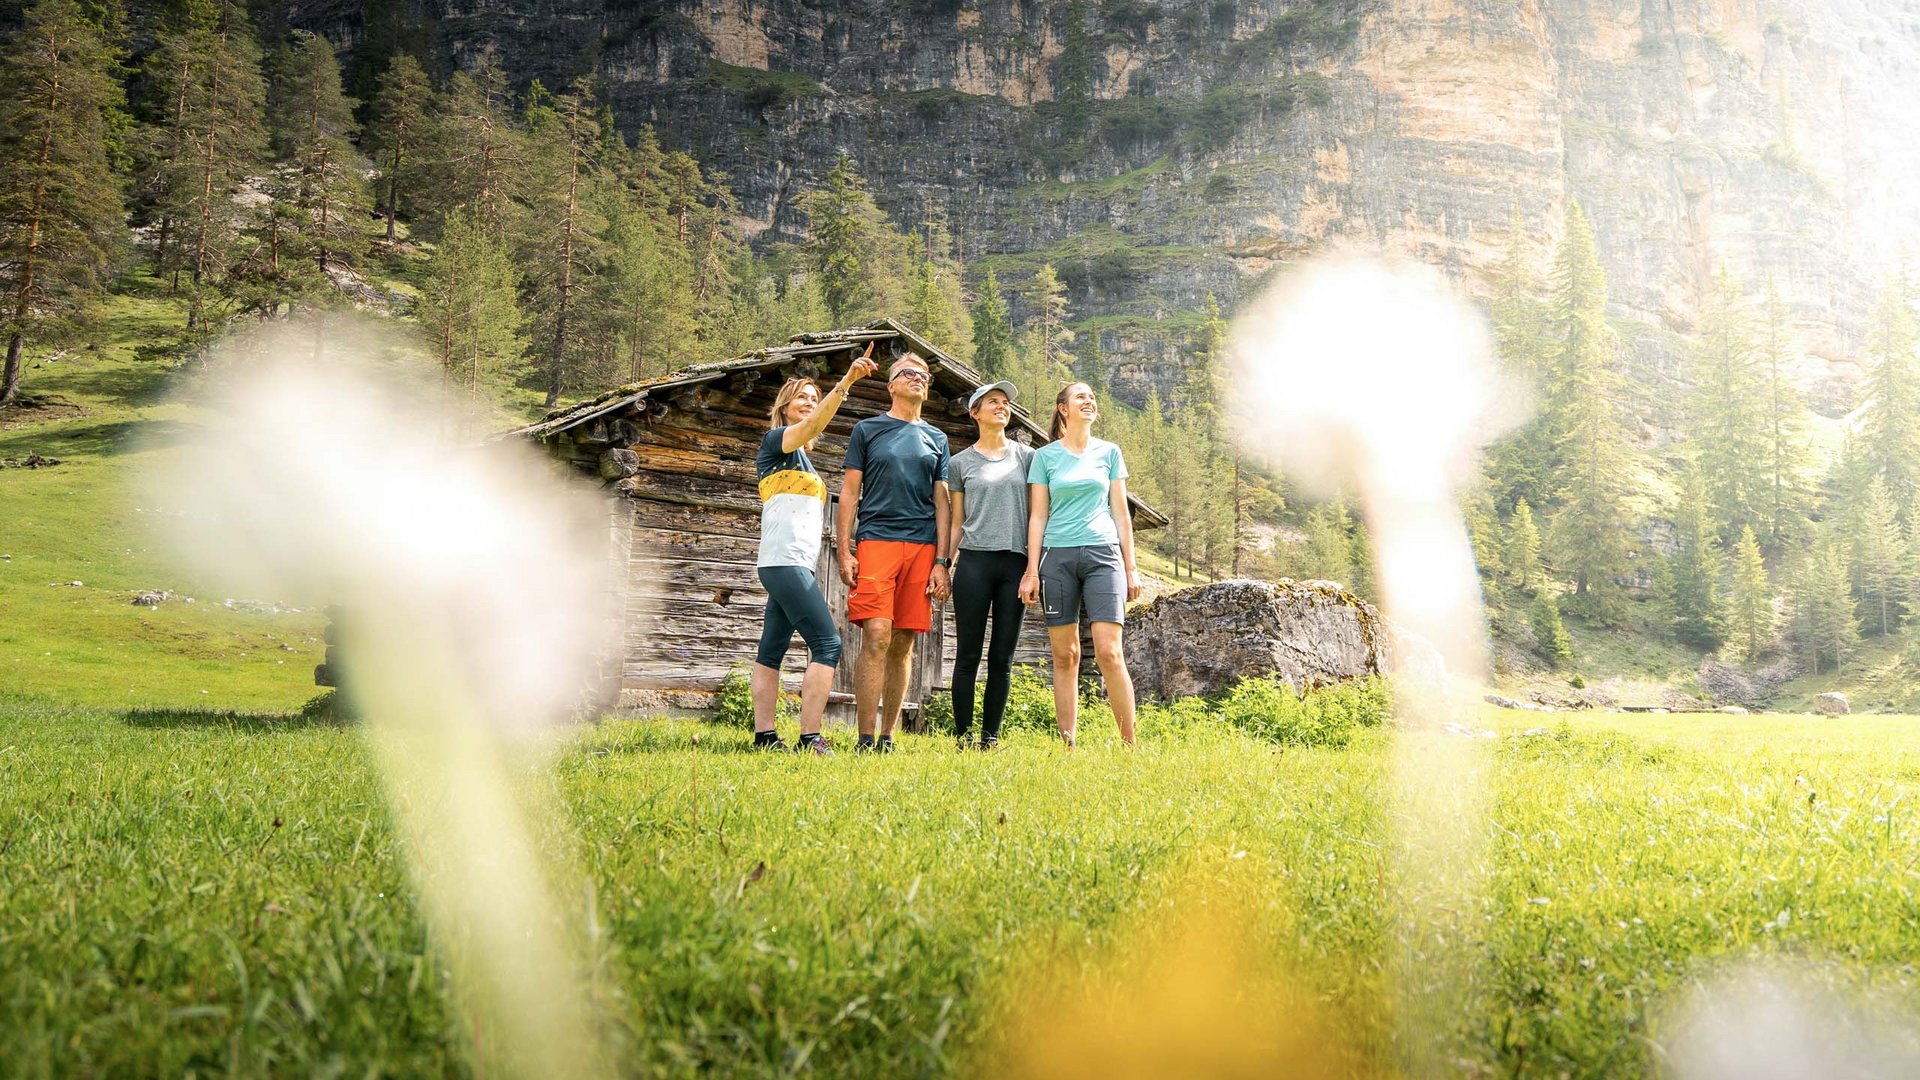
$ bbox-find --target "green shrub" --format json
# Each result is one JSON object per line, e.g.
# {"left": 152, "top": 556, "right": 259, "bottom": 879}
{"left": 1000, "top": 666, "right": 1059, "bottom": 733}
{"left": 711, "top": 666, "right": 756, "bottom": 727}
{"left": 919, "top": 689, "right": 955, "bottom": 734}
{"left": 709, "top": 665, "right": 796, "bottom": 727}
{"left": 1134, "top": 694, "right": 1215, "bottom": 740}
{"left": 1214, "top": 675, "right": 1392, "bottom": 749}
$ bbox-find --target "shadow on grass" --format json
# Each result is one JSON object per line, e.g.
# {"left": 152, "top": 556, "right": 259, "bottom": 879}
{"left": 124, "top": 703, "right": 352, "bottom": 733}
{"left": 0, "top": 417, "right": 194, "bottom": 459}
{"left": 46, "top": 361, "right": 178, "bottom": 408}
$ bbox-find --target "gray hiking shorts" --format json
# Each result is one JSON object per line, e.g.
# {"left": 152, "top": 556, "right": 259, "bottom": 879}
{"left": 1037, "top": 544, "right": 1126, "bottom": 627}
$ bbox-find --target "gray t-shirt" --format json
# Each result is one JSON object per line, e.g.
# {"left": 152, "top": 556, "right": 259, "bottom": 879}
{"left": 949, "top": 441, "right": 1035, "bottom": 554}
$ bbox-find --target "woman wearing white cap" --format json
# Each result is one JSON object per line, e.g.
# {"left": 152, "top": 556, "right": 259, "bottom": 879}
{"left": 940, "top": 380, "right": 1034, "bottom": 748}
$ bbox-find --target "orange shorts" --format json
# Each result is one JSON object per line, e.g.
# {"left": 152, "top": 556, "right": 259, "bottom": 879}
{"left": 847, "top": 539, "right": 935, "bottom": 632}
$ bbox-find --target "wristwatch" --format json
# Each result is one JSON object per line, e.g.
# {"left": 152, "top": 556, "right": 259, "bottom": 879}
{"left": 933, "top": 557, "right": 951, "bottom": 567}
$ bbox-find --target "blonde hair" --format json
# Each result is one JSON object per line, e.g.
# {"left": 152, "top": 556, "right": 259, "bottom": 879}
{"left": 769, "top": 377, "right": 823, "bottom": 428}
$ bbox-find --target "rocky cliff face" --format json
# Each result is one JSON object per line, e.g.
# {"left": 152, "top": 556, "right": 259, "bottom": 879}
{"left": 294, "top": 0, "right": 1920, "bottom": 409}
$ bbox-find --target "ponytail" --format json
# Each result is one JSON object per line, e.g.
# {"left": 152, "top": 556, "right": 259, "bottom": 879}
{"left": 1047, "top": 382, "right": 1085, "bottom": 442}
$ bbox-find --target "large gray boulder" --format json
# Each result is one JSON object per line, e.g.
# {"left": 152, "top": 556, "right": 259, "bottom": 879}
{"left": 1124, "top": 579, "right": 1398, "bottom": 703}
{"left": 1698, "top": 658, "right": 1801, "bottom": 708}
{"left": 1814, "top": 692, "right": 1850, "bottom": 716}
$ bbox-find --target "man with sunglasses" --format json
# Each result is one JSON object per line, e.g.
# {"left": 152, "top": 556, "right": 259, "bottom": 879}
{"left": 837, "top": 352, "right": 952, "bottom": 752}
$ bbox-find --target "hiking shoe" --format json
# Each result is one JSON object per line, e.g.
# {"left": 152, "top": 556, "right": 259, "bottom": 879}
{"left": 876, "top": 736, "right": 896, "bottom": 754}
{"left": 854, "top": 737, "right": 877, "bottom": 754}
{"left": 754, "top": 735, "right": 790, "bottom": 752}
{"left": 801, "top": 737, "right": 834, "bottom": 758}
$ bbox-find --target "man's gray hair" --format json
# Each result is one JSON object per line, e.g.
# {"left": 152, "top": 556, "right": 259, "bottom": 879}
{"left": 887, "top": 353, "right": 929, "bottom": 380}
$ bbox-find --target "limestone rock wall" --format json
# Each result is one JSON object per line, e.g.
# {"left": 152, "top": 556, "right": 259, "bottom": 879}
{"left": 296, "top": 0, "right": 1920, "bottom": 412}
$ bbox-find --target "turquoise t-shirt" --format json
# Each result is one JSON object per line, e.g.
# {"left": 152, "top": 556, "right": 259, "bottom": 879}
{"left": 1028, "top": 437, "right": 1128, "bottom": 548}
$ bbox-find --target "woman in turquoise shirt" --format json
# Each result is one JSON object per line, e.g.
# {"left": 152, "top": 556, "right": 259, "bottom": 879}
{"left": 1018, "top": 381, "right": 1140, "bottom": 748}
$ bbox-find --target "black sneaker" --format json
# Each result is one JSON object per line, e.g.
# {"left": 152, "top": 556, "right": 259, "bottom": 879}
{"left": 855, "top": 735, "right": 877, "bottom": 754}
{"left": 876, "top": 735, "right": 896, "bottom": 754}
{"left": 753, "top": 732, "right": 790, "bottom": 752}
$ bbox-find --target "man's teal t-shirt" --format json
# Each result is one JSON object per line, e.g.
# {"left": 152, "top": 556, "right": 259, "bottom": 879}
{"left": 1028, "top": 437, "right": 1128, "bottom": 548}
{"left": 844, "top": 414, "right": 950, "bottom": 545}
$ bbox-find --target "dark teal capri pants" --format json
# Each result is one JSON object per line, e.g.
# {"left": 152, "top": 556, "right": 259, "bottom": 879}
{"left": 756, "top": 565, "right": 842, "bottom": 668}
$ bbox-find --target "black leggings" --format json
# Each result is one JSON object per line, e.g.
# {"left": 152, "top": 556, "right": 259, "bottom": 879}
{"left": 950, "top": 549, "right": 1027, "bottom": 741}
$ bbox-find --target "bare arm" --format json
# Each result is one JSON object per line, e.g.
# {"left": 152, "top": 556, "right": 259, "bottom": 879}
{"left": 782, "top": 346, "right": 876, "bottom": 453}
{"left": 929, "top": 480, "right": 953, "bottom": 599}
{"left": 1110, "top": 476, "right": 1141, "bottom": 602}
{"left": 1019, "top": 483, "right": 1050, "bottom": 605}
{"left": 942, "top": 490, "right": 964, "bottom": 564}
{"left": 837, "top": 469, "right": 862, "bottom": 587}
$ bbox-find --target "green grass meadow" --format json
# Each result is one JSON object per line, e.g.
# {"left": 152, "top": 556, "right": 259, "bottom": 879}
{"left": 9, "top": 284, "right": 1920, "bottom": 1077}
{"left": 10, "top": 702, "right": 1920, "bottom": 1077}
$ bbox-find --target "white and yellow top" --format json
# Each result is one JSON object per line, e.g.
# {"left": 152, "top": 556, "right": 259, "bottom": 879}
{"left": 756, "top": 426, "right": 826, "bottom": 567}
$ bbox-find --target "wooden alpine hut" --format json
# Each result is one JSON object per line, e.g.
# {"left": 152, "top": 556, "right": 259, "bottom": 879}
{"left": 506, "top": 318, "right": 1168, "bottom": 721}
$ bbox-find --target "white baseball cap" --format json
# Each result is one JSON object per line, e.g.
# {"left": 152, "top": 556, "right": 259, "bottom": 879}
{"left": 966, "top": 381, "right": 1019, "bottom": 411}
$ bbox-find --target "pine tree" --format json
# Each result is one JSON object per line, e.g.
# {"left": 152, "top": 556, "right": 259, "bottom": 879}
{"left": 1667, "top": 465, "right": 1728, "bottom": 650}
{"left": 269, "top": 30, "right": 367, "bottom": 281}
{"left": 798, "top": 153, "right": 907, "bottom": 326}
{"left": 1545, "top": 201, "right": 1635, "bottom": 623}
{"left": 1299, "top": 500, "right": 1357, "bottom": 587}
{"left": 366, "top": 51, "right": 431, "bottom": 243}
{"left": 1188, "top": 293, "right": 1240, "bottom": 574}
{"left": 416, "top": 58, "right": 525, "bottom": 242}
{"left": 1855, "top": 474, "right": 1905, "bottom": 635}
{"left": 971, "top": 268, "right": 1015, "bottom": 379}
{"left": 522, "top": 78, "right": 606, "bottom": 407}
{"left": 1690, "top": 270, "right": 1769, "bottom": 541}
{"left": 1485, "top": 202, "right": 1554, "bottom": 508}
{"left": 740, "top": 260, "right": 828, "bottom": 354}
{"left": 1024, "top": 262, "right": 1075, "bottom": 412}
{"left": 1531, "top": 588, "right": 1574, "bottom": 669}
{"left": 0, "top": 0, "right": 126, "bottom": 407}
{"left": 1463, "top": 479, "right": 1508, "bottom": 605}
{"left": 1789, "top": 535, "right": 1859, "bottom": 674}
{"left": 1728, "top": 524, "right": 1773, "bottom": 662}
{"left": 178, "top": 0, "right": 267, "bottom": 326}
{"left": 905, "top": 255, "right": 949, "bottom": 347}
{"left": 904, "top": 197, "right": 973, "bottom": 359}
{"left": 682, "top": 178, "right": 742, "bottom": 361}
{"left": 1757, "top": 278, "right": 1808, "bottom": 549}
{"left": 1863, "top": 278, "right": 1920, "bottom": 514}
{"left": 131, "top": 5, "right": 203, "bottom": 286}
{"left": 1504, "top": 496, "right": 1543, "bottom": 592}
{"left": 417, "top": 203, "right": 523, "bottom": 391}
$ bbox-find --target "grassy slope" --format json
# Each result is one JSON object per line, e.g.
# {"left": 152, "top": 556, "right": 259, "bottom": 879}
{"left": 0, "top": 270, "right": 555, "bottom": 712}
{"left": 0, "top": 279, "right": 329, "bottom": 710}
{"left": 7, "top": 705, "right": 1920, "bottom": 1076}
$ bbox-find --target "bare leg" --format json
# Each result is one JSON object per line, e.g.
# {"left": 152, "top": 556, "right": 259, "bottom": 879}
{"left": 750, "top": 662, "right": 782, "bottom": 734}
{"left": 1091, "top": 622, "right": 1135, "bottom": 745}
{"left": 880, "top": 631, "right": 917, "bottom": 736}
{"left": 854, "top": 618, "right": 894, "bottom": 737}
{"left": 1047, "top": 624, "right": 1081, "bottom": 746}
{"left": 797, "top": 662, "right": 836, "bottom": 736}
